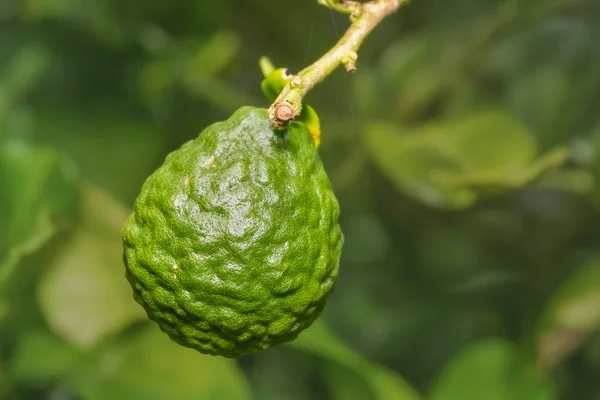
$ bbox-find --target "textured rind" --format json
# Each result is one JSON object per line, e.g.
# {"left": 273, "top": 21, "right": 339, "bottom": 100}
{"left": 122, "top": 107, "right": 343, "bottom": 358}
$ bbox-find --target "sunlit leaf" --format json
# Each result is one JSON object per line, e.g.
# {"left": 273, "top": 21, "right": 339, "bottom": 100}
{"left": 297, "top": 104, "right": 321, "bottom": 148}
{"left": 538, "top": 259, "right": 600, "bottom": 334}
{"left": 366, "top": 123, "right": 475, "bottom": 208}
{"left": 429, "top": 339, "right": 556, "bottom": 400}
{"left": 537, "top": 258, "right": 600, "bottom": 371}
{"left": 534, "top": 169, "right": 595, "bottom": 195}
{"left": 366, "top": 111, "right": 568, "bottom": 209}
{"left": 431, "top": 147, "right": 568, "bottom": 188}
{"left": 37, "top": 185, "right": 146, "bottom": 350}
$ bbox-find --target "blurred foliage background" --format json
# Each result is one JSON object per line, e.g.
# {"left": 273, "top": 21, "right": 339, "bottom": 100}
{"left": 1, "top": 0, "right": 600, "bottom": 399}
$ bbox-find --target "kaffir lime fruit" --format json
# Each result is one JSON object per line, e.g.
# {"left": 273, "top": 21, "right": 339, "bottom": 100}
{"left": 122, "top": 106, "right": 343, "bottom": 358}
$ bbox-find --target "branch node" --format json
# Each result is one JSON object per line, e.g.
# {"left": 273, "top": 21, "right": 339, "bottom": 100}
{"left": 268, "top": 0, "right": 401, "bottom": 127}
{"left": 350, "top": 6, "right": 363, "bottom": 21}
{"left": 342, "top": 51, "right": 358, "bottom": 72}
{"left": 270, "top": 101, "right": 298, "bottom": 128}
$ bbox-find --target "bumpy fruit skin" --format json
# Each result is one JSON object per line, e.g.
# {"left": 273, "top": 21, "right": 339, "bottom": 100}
{"left": 122, "top": 107, "right": 343, "bottom": 358}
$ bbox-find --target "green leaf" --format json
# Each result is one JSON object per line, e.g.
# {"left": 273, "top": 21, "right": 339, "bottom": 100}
{"left": 290, "top": 320, "right": 421, "bottom": 400}
{"left": 366, "top": 111, "right": 568, "bottom": 209}
{"left": 261, "top": 67, "right": 292, "bottom": 102}
{"left": 259, "top": 56, "right": 275, "bottom": 77}
{"left": 317, "top": 0, "right": 353, "bottom": 14}
{"left": 9, "top": 330, "right": 81, "bottom": 386}
{"left": 297, "top": 104, "right": 322, "bottom": 149}
{"left": 37, "top": 185, "right": 146, "bottom": 350}
{"left": 259, "top": 63, "right": 322, "bottom": 148}
{"left": 0, "top": 139, "right": 79, "bottom": 289}
{"left": 536, "top": 257, "right": 600, "bottom": 370}
{"left": 429, "top": 339, "right": 556, "bottom": 400}
{"left": 139, "top": 31, "right": 247, "bottom": 110}
{"left": 0, "top": 141, "right": 56, "bottom": 259}
{"left": 316, "top": 0, "right": 339, "bottom": 8}
{"left": 538, "top": 259, "right": 600, "bottom": 333}
{"left": 366, "top": 123, "right": 475, "bottom": 209}
{"left": 69, "top": 326, "right": 251, "bottom": 400}
{"left": 0, "top": 210, "right": 55, "bottom": 290}
{"left": 534, "top": 169, "right": 595, "bottom": 195}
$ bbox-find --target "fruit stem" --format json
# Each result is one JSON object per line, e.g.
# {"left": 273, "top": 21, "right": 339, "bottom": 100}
{"left": 269, "top": 0, "right": 405, "bottom": 128}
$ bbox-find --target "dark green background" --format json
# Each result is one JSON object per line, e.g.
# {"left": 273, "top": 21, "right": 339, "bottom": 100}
{"left": 2, "top": 0, "right": 600, "bottom": 399}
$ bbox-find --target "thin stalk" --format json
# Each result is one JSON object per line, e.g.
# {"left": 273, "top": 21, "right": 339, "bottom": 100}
{"left": 269, "top": 0, "right": 405, "bottom": 128}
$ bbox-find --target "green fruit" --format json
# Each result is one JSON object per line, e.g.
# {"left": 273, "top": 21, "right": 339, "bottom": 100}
{"left": 122, "top": 106, "right": 343, "bottom": 358}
